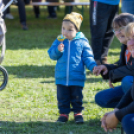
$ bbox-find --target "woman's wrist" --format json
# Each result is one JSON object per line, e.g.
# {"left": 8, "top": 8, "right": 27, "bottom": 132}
{"left": 114, "top": 108, "right": 119, "bottom": 112}
{"left": 113, "top": 112, "right": 119, "bottom": 122}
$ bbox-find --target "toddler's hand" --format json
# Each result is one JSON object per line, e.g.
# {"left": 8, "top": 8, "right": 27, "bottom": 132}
{"left": 93, "top": 65, "right": 108, "bottom": 76}
{"left": 58, "top": 43, "right": 64, "bottom": 52}
{"left": 93, "top": 66, "right": 100, "bottom": 76}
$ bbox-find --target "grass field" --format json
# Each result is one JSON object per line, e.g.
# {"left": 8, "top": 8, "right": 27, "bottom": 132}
{"left": 0, "top": 4, "right": 122, "bottom": 134}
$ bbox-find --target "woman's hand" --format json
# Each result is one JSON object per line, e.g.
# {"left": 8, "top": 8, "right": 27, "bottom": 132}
{"left": 101, "top": 111, "right": 116, "bottom": 132}
{"left": 58, "top": 43, "right": 64, "bottom": 52}
{"left": 101, "top": 113, "right": 109, "bottom": 132}
{"left": 105, "top": 112, "right": 119, "bottom": 130}
{"left": 93, "top": 65, "right": 108, "bottom": 76}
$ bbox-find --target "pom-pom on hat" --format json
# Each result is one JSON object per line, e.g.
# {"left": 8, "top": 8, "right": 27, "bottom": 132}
{"left": 63, "top": 12, "right": 83, "bottom": 30}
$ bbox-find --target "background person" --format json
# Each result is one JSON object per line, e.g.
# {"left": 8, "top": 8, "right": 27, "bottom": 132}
{"left": 90, "top": 0, "right": 119, "bottom": 65}
{"left": 63, "top": 0, "right": 73, "bottom": 14}
{"left": 32, "top": 0, "right": 41, "bottom": 18}
{"left": 46, "top": 0, "right": 58, "bottom": 19}
{"left": 3, "top": 0, "right": 28, "bottom": 30}
{"left": 32, "top": 0, "right": 58, "bottom": 19}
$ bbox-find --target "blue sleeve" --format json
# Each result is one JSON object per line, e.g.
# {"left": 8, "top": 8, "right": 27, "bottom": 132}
{"left": 48, "top": 39, "right": 63, "bottom": 60}
{"left": 82, "top": 41, "right": 97, "bottom": 71}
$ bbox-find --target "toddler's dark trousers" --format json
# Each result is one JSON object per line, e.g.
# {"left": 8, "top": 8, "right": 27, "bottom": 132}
{"left": 57, "top": 84, "right": 84, "bottom": 114}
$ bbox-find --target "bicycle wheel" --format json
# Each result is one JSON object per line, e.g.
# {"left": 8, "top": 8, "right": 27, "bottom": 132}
{"left": 0, "top": 65, "right": 8, "bottom": 90}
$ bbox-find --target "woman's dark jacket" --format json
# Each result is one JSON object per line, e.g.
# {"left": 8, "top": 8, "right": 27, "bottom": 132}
{"left": 102, "top": 44, "right": 134, "bottom": 83}
{"left": 115, "top": 82, "right": 134, "bottom": 121}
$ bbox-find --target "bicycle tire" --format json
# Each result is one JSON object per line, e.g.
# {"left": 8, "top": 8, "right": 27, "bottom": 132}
{"left": 0, "top": 65, "right": 8, "bottom": 90}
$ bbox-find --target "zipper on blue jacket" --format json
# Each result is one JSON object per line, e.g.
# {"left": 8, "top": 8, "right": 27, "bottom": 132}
{"left": 66, "top": 40, "right": 71, "bottom": 86}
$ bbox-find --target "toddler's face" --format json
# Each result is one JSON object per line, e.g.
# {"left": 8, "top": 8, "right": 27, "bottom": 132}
{"left": 113, "top": 26, "right": 127, "bottom": 45}
{"left": 61, "top": 21, "right": 77, "bottom": 40}
{"left": 126, "top": 29, "right": 134, "bottom": 51}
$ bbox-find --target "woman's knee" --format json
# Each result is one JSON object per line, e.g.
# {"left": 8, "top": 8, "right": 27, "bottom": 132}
{"left": 95, "top": 91, "right": 106, "bottom": 107}
{"left": 122, "top": 114, "right": 134, "bottom": 134}
{"left": 121, "top": 76, "right": 133, "bottom": 93}
{"left": 121, "top": 76, "right": 133, "bottom": 85}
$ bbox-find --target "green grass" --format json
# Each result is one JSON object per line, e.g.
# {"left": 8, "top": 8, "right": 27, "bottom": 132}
{"left": 0, "top": 5, "right": 122, "bottom": 134}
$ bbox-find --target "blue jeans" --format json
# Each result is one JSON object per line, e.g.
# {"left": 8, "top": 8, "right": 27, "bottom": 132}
{"left": 95, "top": 76, "right": 133, "bottom": 108}
{"left": 122, "top": 114, "right": 134, "bottom": 134}
{"left": 122, "top": 0, "right": 134, "bottom": 14}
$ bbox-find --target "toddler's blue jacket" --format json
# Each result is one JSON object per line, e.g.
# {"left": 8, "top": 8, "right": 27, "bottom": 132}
{"left": 48, "top": 32, "right": 96, "bottom": 87}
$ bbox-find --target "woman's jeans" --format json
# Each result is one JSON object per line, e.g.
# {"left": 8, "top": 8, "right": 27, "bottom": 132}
{"left": 122, "top": 0, "right": 134, "bottom": 14}
{"left": 122, "top": 114, "right": 134, "bottom": 134}
{"left": 95, "top": 76, "right": 133, "bottom": 108}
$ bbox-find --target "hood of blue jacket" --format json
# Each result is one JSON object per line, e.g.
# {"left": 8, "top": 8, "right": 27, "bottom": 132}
{"left": 73, "top": 32, "right": 89, "bottom": 42}
{"left": 58, "top": 32, "right": 88, "bottom": 43}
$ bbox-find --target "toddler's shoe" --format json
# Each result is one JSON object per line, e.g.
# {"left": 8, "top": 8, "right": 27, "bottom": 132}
{"left": 57, "top": 114, "right": 68, "bottom": 123}
{"left": 74, "top": 113, "right": 84, "bottom": 124}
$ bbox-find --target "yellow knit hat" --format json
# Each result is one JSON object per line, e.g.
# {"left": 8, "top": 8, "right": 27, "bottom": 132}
{"left": 63, "top": 12, "right": 83, "bottom": 30}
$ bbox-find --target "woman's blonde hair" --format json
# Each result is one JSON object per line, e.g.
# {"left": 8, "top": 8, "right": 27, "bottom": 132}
{"left": 125, "top": 22, "right": 134, "bottom": 38}
{"left": 112, "top": 13, "right": 134, "bottom": 29}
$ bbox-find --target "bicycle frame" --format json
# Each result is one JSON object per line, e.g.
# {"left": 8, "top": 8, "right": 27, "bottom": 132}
{"left": 1, "top": 0, "right": 17, "bottom": 13}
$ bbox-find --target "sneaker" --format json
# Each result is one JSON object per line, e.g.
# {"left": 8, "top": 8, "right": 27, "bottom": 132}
{"left": 46, "top": 16, "right": 57, "bottom": 19}
{"left": 5, "top": 13, "right": 14, "bottom": 19}
{"left": 57, "top": 114, "right": 68, "bottom": 123}
{"left": 74, "top": 113, "right": 84, "bottom": 124}
{"left": 21, "top": 24, "right": 28, "bottom": 30}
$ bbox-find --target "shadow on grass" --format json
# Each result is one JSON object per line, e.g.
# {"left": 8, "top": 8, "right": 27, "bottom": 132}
{"left": 0, "top": 119, "right": 121, "bottom": 134}
{"left": 5, "top": 65, "right": 55, "bottom": 78}
{"left": 0, "top": 119, "right": 101, "bottom": 134}
{"left": 86, "top": 77, "right": 103, "bottom": 83}
{"left": 108, "top": 51, "right": 120, "bottom": 57}
{"left": 4, "top": 65, "right": 103, "bottom": 83}
{"left": 40, "top": 80, "right": 55, "bottom": 83}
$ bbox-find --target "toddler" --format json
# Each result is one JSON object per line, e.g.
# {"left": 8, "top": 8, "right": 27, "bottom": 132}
{"left": 48, "top": 12, "right": 97, "bottom": 123}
